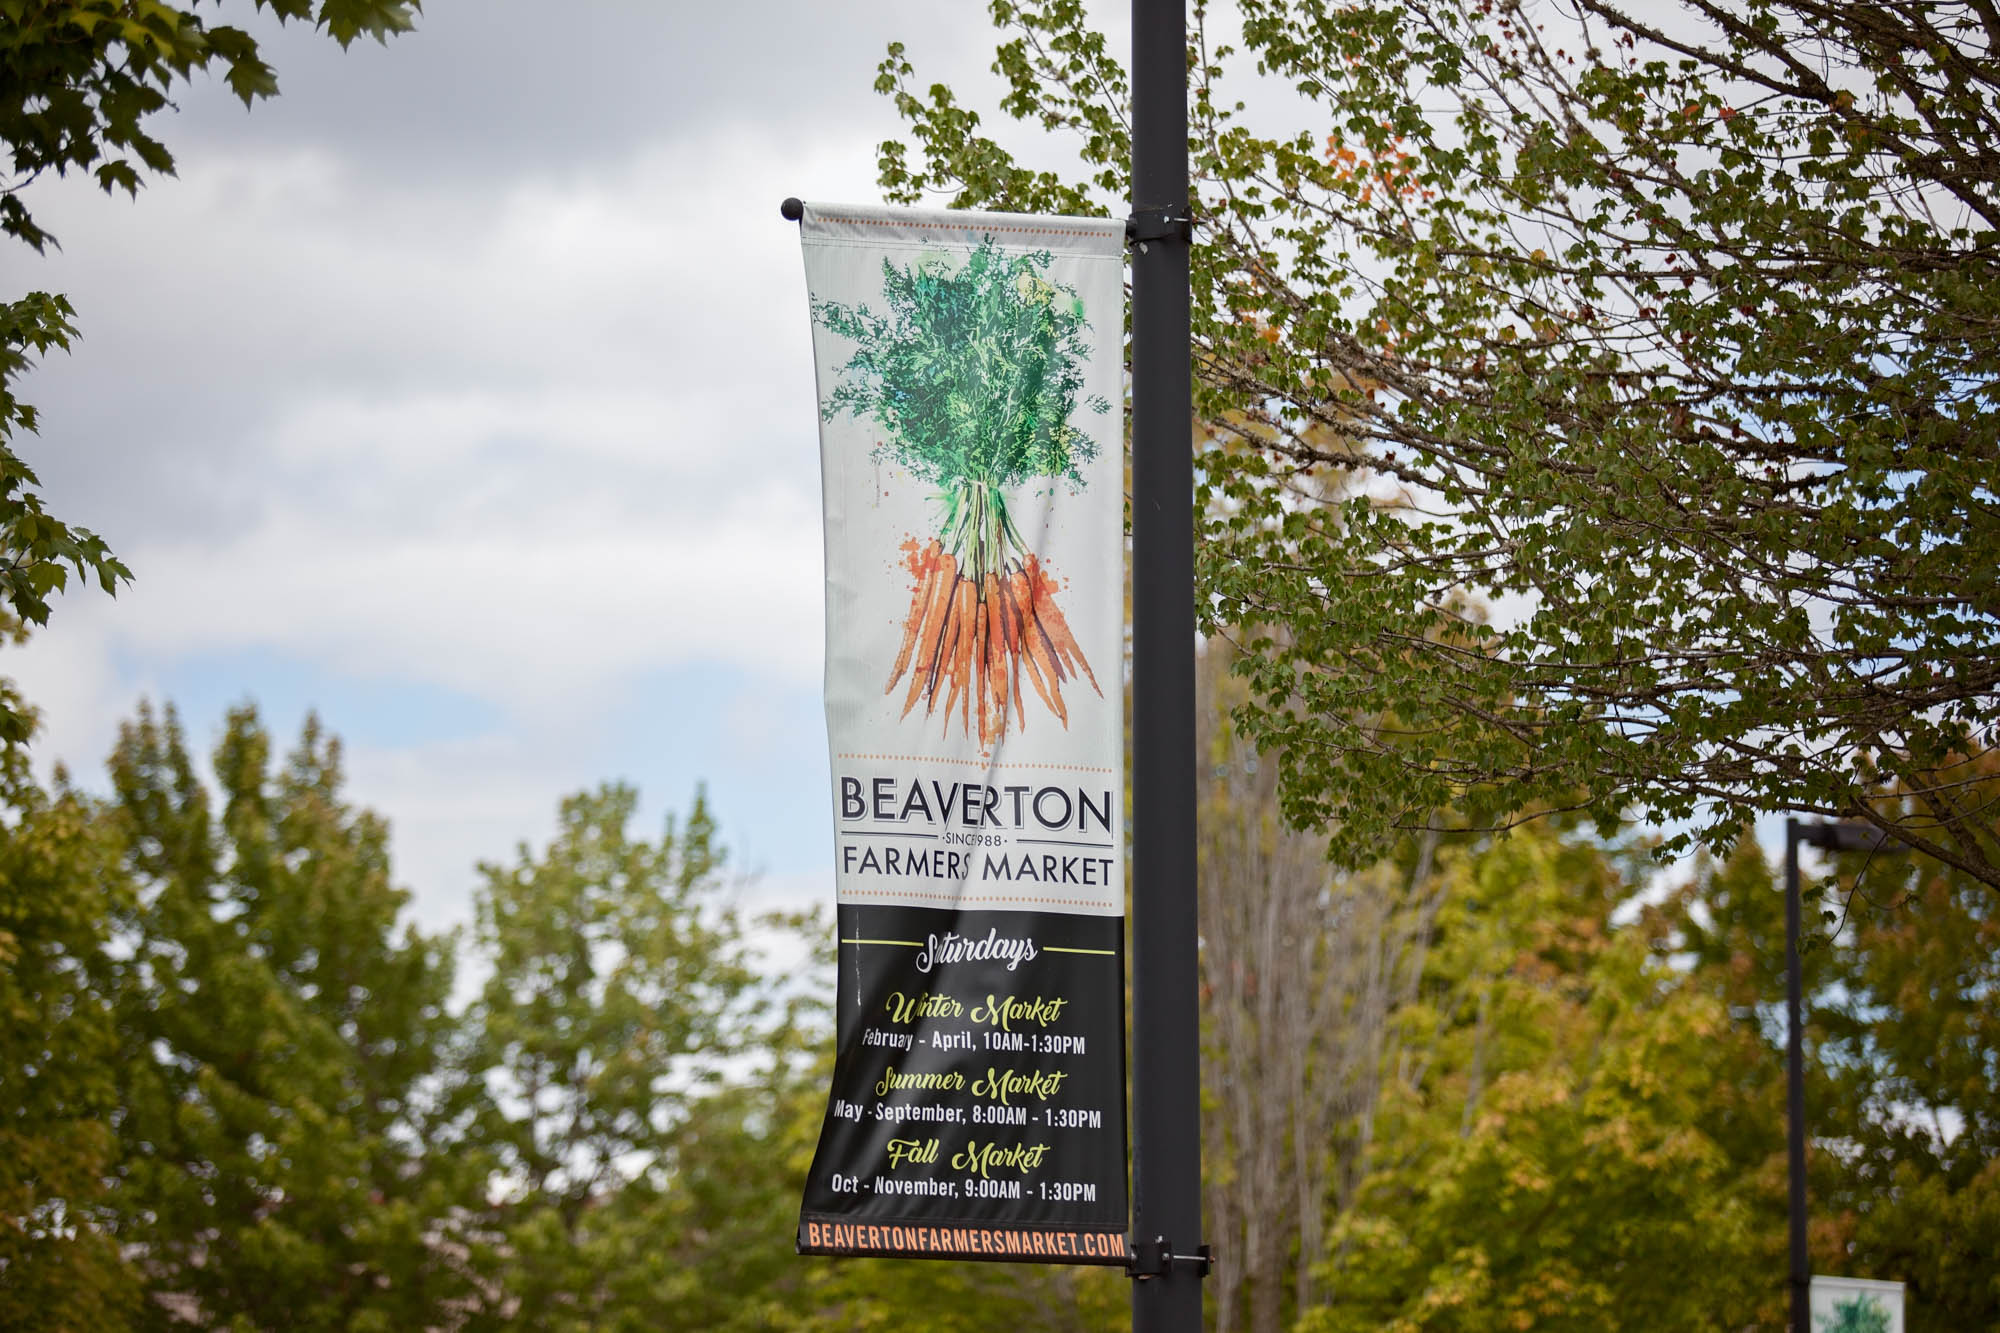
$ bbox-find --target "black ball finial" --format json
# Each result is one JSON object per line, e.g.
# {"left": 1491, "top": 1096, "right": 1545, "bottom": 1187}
{"left": 780, "top": 197, "right": 805, "bottom": 222}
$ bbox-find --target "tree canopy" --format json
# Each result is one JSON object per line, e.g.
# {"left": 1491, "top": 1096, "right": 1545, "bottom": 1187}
{"left": 105, "top": 703, "right": 475, "bottom": 1330}
{"left": 5, "top": 694, "right": 1994, "bottom": 1327}
{"left": 0, "top": 746, "right": 137, "bottom": 1329}
{"left": 875, "top": 0, "right": 2000, "bottom": 884}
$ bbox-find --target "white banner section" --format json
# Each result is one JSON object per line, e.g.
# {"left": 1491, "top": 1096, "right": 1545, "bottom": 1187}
{"left": 802, "top": 203, "right": 1126, "bottom": 920}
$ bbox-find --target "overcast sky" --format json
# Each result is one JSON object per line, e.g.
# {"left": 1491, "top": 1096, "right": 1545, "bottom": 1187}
{"left": 12, "top": 1, "right": 1125, "bottom": 932}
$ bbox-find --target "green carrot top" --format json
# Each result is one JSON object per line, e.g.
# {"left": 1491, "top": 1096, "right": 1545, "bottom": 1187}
{"left": 814, "top": 237, "right": 1111, "bottom": 493}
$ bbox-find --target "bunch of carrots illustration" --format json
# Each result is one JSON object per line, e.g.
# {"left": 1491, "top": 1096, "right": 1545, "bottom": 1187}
{"left": 816, "top": 238, "right": 1109, "bottom": 744}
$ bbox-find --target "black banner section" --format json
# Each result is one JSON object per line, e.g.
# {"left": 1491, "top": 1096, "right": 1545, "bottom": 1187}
{"left": 798, "top": 904, "right": 1128, "bottom": 1265}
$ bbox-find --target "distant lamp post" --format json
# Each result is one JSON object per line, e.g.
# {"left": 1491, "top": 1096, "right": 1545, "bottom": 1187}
{"left": 1784, "top": 818, "right": 1891, "bottom": 1333}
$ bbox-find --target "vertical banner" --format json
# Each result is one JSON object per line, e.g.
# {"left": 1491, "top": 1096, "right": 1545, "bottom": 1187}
{"left": 795, "top": 203, "right": 1129, "bottom": 1265}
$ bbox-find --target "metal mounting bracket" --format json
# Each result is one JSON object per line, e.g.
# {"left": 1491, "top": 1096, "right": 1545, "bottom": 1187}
{"left": 1126, "top": 1235, "right": 1214, "bottom": 1280}
{"left": 1125, "top": 208, "right": 1193, "bottom": 248}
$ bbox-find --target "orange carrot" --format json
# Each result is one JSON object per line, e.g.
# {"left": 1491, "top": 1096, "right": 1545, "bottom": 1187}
{"left": 903, "top": 557, "right": 957, "bottom": 718}
{"left": 995, "top": 565, "right": 1019, "bottom": 657}
{"left": 984, "top": 573, "right": 1012, "bottom": 737}
{"left": 1011, "top": 569, "right": 1067, "bottom": 685}
{"left": 993, "top": 567, "right": 1024, "bottom": 727}
{"left": 933, "top": 583, "right": 964, "bottom": 719}
{"left": 1031, "top": 589, "right": 1099, "bottom": 697}
{"left": 1019, "top": 573, "right": 1070, "bottom": 678}
{"left": 881, "top": 546, "right": 1100, "bottom": 733}
{"left": 1000, "top": 574, "right": 1025, "bottom": 729}
{"left": 974, "top": 585, "right": 991, "bottom": 748}
{"left": 1019, "top": 560, "right": 1088, "bottom": 687}
{"left": 1004, "top": 573, "right": 1065, "bottom": 727}
{"left": 1028, "top": 616, "right": 1070, "bottom": 728}
{"left": 887, "top": 551, "right": 943, "bottom": 693}
{"left": 955, "top": 577, "right": 976, "bottom": 735}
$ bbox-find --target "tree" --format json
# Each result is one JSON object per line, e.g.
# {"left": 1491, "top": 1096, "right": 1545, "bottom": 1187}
{"left": 1672, "top": 801, "right": 2000, "bottom": 1333}
{"left": 106, "top": 702, "right": 475, "bottom": 1330}
{"left": 1196, "top": 638, "right": 1445, "bottom": 1333}
{"left": 0, "top": 0, "right": 420, "bottom": 744}
{"left": 0, "top": 751, "right": 141, "bottom": 1330}
{"left": 1783, "top": 829, "right": 1999, "bottom": 1328}
{"left": 1655, "top": 842, "right": 1795, "bottom": 1313}
{"left": 874, "top": 0, "right": 2000, "bottom": 884}
{"left": 1305, "top": 823, "right": 1772, "bottom": 1332}
{"left": 463, "top": 783, "right": 767, "bottom": 1331}
{"left": 1829, "top": 860, "right": 2000, "bottom": 1333}
{"left": 604, "top": 1032, "right": 832, "bottom": 1332}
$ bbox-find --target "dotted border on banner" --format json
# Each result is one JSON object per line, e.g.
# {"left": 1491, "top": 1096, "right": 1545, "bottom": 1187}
{"left": 813, "top": 213, "right": 1118, "bottom": 242}
{"left": 839, "top": 887, "right": 1117, "bottom": 910}
{"left": 837, "top": 752, "right": 1117, "bottom": 775}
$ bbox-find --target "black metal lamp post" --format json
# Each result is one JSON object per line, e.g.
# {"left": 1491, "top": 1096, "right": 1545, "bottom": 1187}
{"left": 1128, "top": 0, "right": 1203, "bottom": 1329}
{"left": 1784, "top": 818, "right": 1889, "bottom": 1333}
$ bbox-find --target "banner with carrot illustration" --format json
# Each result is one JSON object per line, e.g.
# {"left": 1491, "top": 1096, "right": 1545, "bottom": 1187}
{"left": 794, "top": 204, "right": 1128, "bottom": 1264}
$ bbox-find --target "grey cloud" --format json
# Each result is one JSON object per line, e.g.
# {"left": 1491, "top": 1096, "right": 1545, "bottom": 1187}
{"left": 16, "top": 0, "right": 1009, "bottom": 550}
{"left": 170, "top": 0, "right": 987, "bottom": 181}
{"left": 19, "top": 135, "right": 831, "bottom": 545}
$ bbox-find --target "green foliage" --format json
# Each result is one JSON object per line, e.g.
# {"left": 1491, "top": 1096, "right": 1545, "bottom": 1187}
{"left": 815, "top": 237, "right": 1109, "bottom": 579}
{"left": 0, "top": 0, "right": 420, "bottom": 253}
{"left": 1673, "top": 807, "right": 2000, "bottom": 1333}
{"left": 20, "top": 694, "right": 1987, "bottom": 1329}
{"left": 0, "top": 0, "right": 419, "bottom": 747}
{"left": 1306, "top": 824, "right": 1771, "bottom": 1332}
{"left": 0, "top": 295, "right": 127, "bottom": 744}
{"left": 816, "top": 236, "right": 1105, "bottom": 491}
{"left": 105, "top": 702, "right": 476, "bottom": 1331}
{"left": 465, "top": 782, "right": 766, "bottom": 1331}
{"left": 1805, "top": 817, "right": 2000, "bottom": 1330}
{"left": 0, "top": 764, "right": 142, "bottom": 1330}
{"left": 799, "top": 1255, "right": 1128, "bottom": 1333}
{"left": 875, "top": 0, "right": 2000, "bottom": 886}
{"left": 601, "top": 1045, "right": 832, "bottom": 1332}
